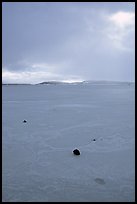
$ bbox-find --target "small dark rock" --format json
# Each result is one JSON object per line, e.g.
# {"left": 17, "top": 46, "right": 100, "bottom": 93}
{"left": 73, "top": 149, "right": 80, "bottom": 155}
{"left": 93, "top": 139, "right": 96, "bottom": 141}
{"left": 23, "top": 120, "right": 27, "bottom": 123}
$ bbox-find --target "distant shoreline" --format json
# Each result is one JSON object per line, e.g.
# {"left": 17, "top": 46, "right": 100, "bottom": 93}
{"left": 2, "top": 81, "right": 135, "bottom": 86}
{"left": 2, "top": 84, "right": 32, "bottom": 85}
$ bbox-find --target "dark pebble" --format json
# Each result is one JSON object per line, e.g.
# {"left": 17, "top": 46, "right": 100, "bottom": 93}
{"left": 73, "top": 149, "right": 80, "bottom": 155}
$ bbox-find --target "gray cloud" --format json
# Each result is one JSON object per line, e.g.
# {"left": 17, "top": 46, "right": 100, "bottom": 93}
{"left": 2, "top": 2, "right": 135, "bottom": 83}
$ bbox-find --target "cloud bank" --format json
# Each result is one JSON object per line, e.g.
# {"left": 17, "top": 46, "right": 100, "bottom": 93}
{"left": 2, "top": 2, "right": 135, "bottom": 83}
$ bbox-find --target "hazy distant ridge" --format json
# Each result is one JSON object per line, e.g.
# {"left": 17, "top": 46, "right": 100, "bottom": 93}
{"left": 2, "top": 80, "right": 134, "bottom": 85}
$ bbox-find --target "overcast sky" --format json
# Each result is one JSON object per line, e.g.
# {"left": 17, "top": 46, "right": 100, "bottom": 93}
{"left": 2, "top": 2, "right": 135, "bottom": 84}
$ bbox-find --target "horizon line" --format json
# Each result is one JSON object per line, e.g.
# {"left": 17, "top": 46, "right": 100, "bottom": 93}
{"left": 2, "top": 80, "right": 135, "bottom": 85}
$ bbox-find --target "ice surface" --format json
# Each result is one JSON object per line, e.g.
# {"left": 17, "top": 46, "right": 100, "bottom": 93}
{"left": 2, "top": 83, "right": 135, "bottom": 202}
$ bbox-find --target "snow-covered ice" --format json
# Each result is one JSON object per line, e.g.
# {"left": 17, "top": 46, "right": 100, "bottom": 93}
{"left": 2, "top": 83, "right": 135, "bottom": 202}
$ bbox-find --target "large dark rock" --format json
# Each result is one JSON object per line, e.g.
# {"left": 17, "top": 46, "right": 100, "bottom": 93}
{"left": 73, "top": 149, "right": 80, "bottom": 155}
{"left": 23, "top": 120, "right": 27, "bottom": 123}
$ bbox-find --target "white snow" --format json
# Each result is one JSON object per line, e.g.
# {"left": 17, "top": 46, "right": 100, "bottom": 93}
{"left": 2, "top": 83, "right": 135, "bottom": 202}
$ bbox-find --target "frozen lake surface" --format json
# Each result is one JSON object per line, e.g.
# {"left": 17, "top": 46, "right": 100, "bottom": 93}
{"left": 2, "top": 83, "right": 135, "bottom": 202}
